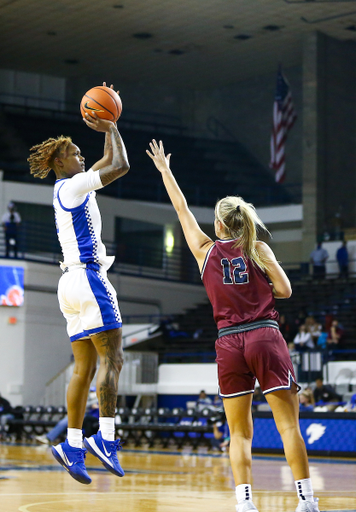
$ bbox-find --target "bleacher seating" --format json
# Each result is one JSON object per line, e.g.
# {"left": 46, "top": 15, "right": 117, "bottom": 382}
{"left": 277, "top": 278, "right": 356, "bottom": 349}
{"left": 0, "top": 107, "right": 292, "bottom": 208}
{"left": 150, "top": 277, "right": 356, "bottom": 362}
{"left": 5, "top": 404, "right": 220, "bottom": 450}
{"left": 5, "top": 405, "right": 66, "bottom": 440}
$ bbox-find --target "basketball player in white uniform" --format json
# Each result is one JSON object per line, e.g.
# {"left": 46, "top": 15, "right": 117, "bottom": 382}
{"left": 28, "top": 85, "right": 129, "bottom": 484}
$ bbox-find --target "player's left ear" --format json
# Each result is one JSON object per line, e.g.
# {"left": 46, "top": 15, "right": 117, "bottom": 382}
{"left": 54, "top": 157, "right": 64, "bottom": 167}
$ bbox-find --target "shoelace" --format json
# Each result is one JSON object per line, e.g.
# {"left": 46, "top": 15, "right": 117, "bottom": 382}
{"left": 73, "top": 448, "right": 87, "bottom": 463}
{"left": 112, "top": 439, "right": 124, "bottom": 452}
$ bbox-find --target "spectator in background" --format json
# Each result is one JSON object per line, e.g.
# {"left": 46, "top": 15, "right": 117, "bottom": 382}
{"left": 212, "top": 419, "right": 230, "bottom": 452}
{"left": 82, "top": 401, "right": 100, "bottom": 438}
{"left": 196, "top": 390, "right": 212, "bottom": 412}
{"left": 327, "top": 319, "right": 343, "bottom": 348}
{"left": 310, "top": 242, "right": 329, "bottom": 279}
{"left": 0, "top": 392, "right": 14, "bottom": 438}
{"left": 36, "top": 388, "right": 99, "bottom": 445}
{"left": 1, "top": 201, "right": 21, "bottom": 258}
{"left": 313, "top": 378, "right": 341, "bottom": 405}
{"left": 316, "top": 331, "right": 328, "bottom": 351}
{"left": 336, "top": 241, "right": 349, "bottom": 279}
{"left": 299, "top": 389, "right": 315, "bottom": 412}
{"left": 291, "top": 309, "right": 308, "bottom": 340}
{"left": 213, "top": 394, "right": 223, "bottom": 409}
{"left": 293, "top": 325, "right": 314, "bottom": 351}
{"left": 252, "top": 386, "right": 266, "bottom": 404}
{"left": 305, "top": 316, "right": 322, "bottom": 347}
{"left": 252, "top": 386, "right": 267, "bottom": 412}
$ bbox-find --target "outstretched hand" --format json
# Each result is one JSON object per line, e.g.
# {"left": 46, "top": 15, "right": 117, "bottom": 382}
{"left": 103, "top": 81, "right": 120, "bottom": 96}
{"left": 83, "top": 112, "right": 115, "bottom": 133}
{"left": 83, "top": 81, "right": 119, "bottom": 132}
{"left": 146, "top": 139, "right": 171, "bottom": 173}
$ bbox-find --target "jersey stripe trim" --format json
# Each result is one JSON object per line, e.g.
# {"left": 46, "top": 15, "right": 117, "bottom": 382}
{"left": 57, "top": 182, "right": 90, "bottom": 212}
{"left": 201, "top": 243, "right": 215, "bottom": 279}
{"left": 217, "top": 238, "right": 239, "bottom": 243}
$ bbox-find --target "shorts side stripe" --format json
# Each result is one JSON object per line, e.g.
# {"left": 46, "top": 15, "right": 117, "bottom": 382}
{"left": 70, "top": 330, "right": 88, "bottom": 342}
{"left": 86, "top": 323, "right": 122, "bottom": 337}
{"left": 86, "top": 270, "right": 121, "bottom": 327}
{"left": 263, "top": 371, "right": 301, "bottom": 395}
{"left": 219, "top": 389, "right": 254, "bottom": 398}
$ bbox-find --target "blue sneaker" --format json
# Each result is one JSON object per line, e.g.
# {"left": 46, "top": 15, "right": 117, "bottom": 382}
{"left": 51, "top": 440, "right": 91, "bottom": 485}
{"left": 84, "top": 431, "right": 124, "bottom": 477}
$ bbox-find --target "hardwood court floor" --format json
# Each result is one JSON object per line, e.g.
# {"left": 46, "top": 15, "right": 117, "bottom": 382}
{"left": 1, "top": 442, "right": 356, "bottom": 512}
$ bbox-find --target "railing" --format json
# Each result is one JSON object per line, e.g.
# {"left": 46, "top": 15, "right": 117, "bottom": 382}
{"left": 0, "top": 94, "right": 302, "bottom": 207}
{"left": 206, "top": 116, "right": 237, "bottom": 141}
{"left": 0, "top": 223, "right": 202, "bottom": 284}
{"left": 0, "top": 93, "right": 186, "bottom": 135}
{"left": 2, "top": 222, "right": 356, "bottom": 284}
{"left": 283, "top": 259, "right": 356, "bottom": 279}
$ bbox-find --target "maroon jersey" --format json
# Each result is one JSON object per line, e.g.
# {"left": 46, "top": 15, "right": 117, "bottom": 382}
{"left": 201, "top": 239, "right": 279, "bottom": 330}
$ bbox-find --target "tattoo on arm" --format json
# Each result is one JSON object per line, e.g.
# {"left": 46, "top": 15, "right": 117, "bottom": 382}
{"left": 104, "top": 132, "right": 113, "bottom": 156}
{"left": 99, "top": 126, "right": 129, "bottom": 186}
{"left": 99, "top": 165, "right": 122, "bottom": 186}
{"left": 92, "top": 329, "right": 123, "bottom": 417}
{"left": 110, "top": 125, "right": 129, "bottom": 169}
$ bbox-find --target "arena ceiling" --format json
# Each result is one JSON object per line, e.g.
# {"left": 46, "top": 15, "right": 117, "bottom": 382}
{"left": 2, "top": 0, "right": 356, "bottom": 88}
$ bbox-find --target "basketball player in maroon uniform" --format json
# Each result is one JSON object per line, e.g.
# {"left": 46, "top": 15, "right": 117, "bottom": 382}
{"left": 147, "top": 139, "right": 320, "bottom": 512}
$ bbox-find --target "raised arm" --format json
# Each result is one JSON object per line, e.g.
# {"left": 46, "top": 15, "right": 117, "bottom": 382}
{"left": 83, "top": 113, "right": 130, "bottom": 186}
{"left": 91, "top": 131, "right": 113, "bottom": 172}
{"left": 99, "top": 123, "right": 130, "bottom": 186}
{"left": 146, "top": 139, "right": 213, "bottom": 271}
{"left": 255, "top": 241, "right": 292, "bottom": 298}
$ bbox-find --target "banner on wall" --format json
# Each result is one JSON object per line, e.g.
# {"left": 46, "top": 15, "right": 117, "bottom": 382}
{"left": 252, "top": 416, "right": 356, "bottom": 453}
{"left": 0, "top": 266, "right": 24, "bottom": 306}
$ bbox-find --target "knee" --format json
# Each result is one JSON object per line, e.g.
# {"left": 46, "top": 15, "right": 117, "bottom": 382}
{"left": 277, "top": 423, "right": 300, "bottom": 438}
{"left": 230, "top": 427, "right": 253, "bottom": 443}
{"left": 73, "top": 361, "right": 97, "bottom": 383}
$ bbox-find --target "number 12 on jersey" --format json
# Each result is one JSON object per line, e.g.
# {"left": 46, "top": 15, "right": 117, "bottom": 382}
{"left": 221, "top": 257, "right": 249, "bottom": 284}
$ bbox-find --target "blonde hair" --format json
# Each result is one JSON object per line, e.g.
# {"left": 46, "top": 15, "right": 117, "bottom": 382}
{"left": 215, "top": 196, "right": 271, "bottom": 272}
{"left": 28, "top": 135, "right": 73, "bottom": 179}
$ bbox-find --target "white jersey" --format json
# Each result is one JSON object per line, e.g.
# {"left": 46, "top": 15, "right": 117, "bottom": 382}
{"left": 53, "top": 169, "right": 114, "bottom": 270}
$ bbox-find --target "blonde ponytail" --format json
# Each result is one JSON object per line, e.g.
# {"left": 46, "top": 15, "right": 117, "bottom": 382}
{"left": 215, "top": 196, "right": 271, "bottom": 272}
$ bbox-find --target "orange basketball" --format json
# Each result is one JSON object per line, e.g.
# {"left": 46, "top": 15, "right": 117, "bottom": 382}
{"left": 80, "top": 86, "right": 122, "bottom": 122}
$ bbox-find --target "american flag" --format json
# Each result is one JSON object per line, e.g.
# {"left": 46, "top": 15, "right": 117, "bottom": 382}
{"left": 269, "top": 67, "right": 297, "bottom": 183}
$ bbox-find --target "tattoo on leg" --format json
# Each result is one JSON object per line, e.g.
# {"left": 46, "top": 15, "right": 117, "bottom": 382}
{"left": 95, "top": 330, "right": 123, "bottom": 417}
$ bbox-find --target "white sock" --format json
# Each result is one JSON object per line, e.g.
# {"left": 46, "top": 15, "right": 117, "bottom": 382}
{"left": 295, "top": 478, "right": 314, "bottom": 503}
{"left": 99, "top": 417, "right": 115, "bottom": 441}
{"left": 67, "top": 428, "right": 83, "bottom": 449}
{"left": 236, "top": 484, "right": 252, "bottom": 504}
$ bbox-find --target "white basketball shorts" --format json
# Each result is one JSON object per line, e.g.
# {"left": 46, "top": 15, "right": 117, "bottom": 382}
{"left": 58, "top": 266, "right": 122, "bottom": 342}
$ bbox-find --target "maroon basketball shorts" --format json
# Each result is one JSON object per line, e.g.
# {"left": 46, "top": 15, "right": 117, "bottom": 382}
{"left": 215, "top": 327, "right": 299, "bottom": 397}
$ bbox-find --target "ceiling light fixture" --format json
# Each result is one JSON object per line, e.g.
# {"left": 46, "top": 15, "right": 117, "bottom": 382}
{"left": 169, "top": 49, "right": 185, "bottom": 55}
{"left": 234, "top": 34, "right": 252, "bottom": 40}
{"left": 133, "top": 32, "right": 153, "bottom": 39}
{"left": 263, "top": 25, "right": 283, "bottom": 31}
